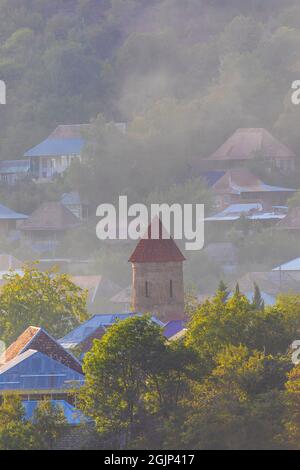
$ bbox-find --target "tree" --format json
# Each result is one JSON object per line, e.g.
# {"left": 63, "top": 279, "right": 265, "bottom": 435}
{"left": 183, "top": 345, "right": 289, "bottom": 450}
{"left": 252, "top": 282, "right": 265, "bottom": 310}
{"left": 79, "top": 315, "right": 191, "bottom": 448}
{"left": 185, "top": 291, "right": 294, "bottom": 373}
{"left": 32, "top": 400, "right": 67, "bottom": 449}
{"left": 216, "top": 280, "right": 230, "bottom": 303}
{"left": 0, "top": 395, "right": 37, "bottom": 450}
{"left": 0, "top": 264, "right": 88, "bottom": 344}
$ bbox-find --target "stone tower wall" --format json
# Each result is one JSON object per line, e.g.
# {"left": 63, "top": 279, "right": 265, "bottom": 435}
{"left": 131, "top": 261, "right": 185, "bottom": 321}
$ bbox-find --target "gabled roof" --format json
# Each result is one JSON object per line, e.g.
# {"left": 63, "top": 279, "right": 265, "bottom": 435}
{"left": 19, "top": 202, "right": 81, "bottom": 231}
{"left": 208, "top": 128, "right": 296, "bottom": 161}
{"left": 199, "top": 171, "right": 226, "bottom": 186}
{"left": 24, "top": 124, "right": 91, "bottom": 158}
{"left": 0, "top": 203, "right": 27, "bottom": 220}
{"left": 163, "top": 320, "right": 186, "bottom": 340}
{"left": 49, "top": 124, "right": 91, "bottom": 139}
{"left": 273, "top": 257, "right": 300, "bottom": 272}
{"left": 276, "top": 207, "right": 300, "bottom": 230}
{"left": 0, "top": 350, "right": 84, "bottom": 391}
{"left": 59, "top": 313, "right": 164, "bottom": 349}
{"left": 110, "top": 285, "right": 132, "bottom": 304}
{"left": 71, "top": 275, "right": 121, "bottom": 305}
{"left": 129, "top": 218, "right": 185, "bottom": 263}
{"left": 61, "top": 192, "right": 81, "bottom": 206}
{"left": 231, "top": 271, "right": 300, "bottom": 296}
{"left": 0, "top": 159, "right": 30, "bottom": 174}
{"left": 24, "top": 138, "right": 85, "bottom": 158}
{"left": 212, "top": 168, "right": 294, "bottom": 194}
{"left": 0, "top": 326, "right": 82, "bottom": 374}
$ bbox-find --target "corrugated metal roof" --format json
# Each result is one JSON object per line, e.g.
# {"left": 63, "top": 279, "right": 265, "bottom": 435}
{"left": 24, "top": 138, "right": 85, "bottom": 157}
{"left": 0, "top": 160, "right": 30, "bottom": 174}
{"left": 1, "top": 326, "right": 83, "bottom": 374}
{"left": 59, "top": 313, "right": 164, "bottom": 349}
{"left": 23, "top": 400, "right": 88, "bottom": 425}
{"left": 273, "top": 257, "right": 300, "bottom": 271}
{"left": 0, "top": 203, "right": 27, "bottom": 220}
{"left": 163, "top": 320, "right": 186, "bottom": 339}
{"left": 0, "top": 350, "right": 84, "bottom": 391}
{"left": 61, "top": 192, "right": 81, "bottom": 206}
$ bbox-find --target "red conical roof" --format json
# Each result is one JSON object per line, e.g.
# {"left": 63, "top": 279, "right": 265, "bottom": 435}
{"left": 129, "top": 218, "right": 185, "bottom": 263}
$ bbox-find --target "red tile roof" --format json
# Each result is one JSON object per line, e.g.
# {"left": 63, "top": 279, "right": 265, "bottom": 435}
{"left": 208, "top": 128, "right": 295, "bottom": 161}
{"left": 0, "top": 327, "right": 82, "bottom": 374}
{"left": 129, "top": 218, "right": 185, "bottom": 263}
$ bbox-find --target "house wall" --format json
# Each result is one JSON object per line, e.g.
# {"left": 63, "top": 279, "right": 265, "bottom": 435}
{"left": 32, "top": 155, "right": 81, "bottom": 181}
{"left": 131, "top": 261, "right": 185, "bottom": 321}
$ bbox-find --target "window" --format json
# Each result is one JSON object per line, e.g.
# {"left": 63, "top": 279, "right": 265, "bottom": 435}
{"left": 145, "top": 281, "right": 149, "bottom": 298}
{"left": 170, "top": 280, "right": 173, "bottom": 298}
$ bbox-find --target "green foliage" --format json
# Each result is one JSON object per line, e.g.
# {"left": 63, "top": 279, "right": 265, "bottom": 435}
{"left": 0, "top": 264, "right": 88, "bottom": 343}
{"left": 79, "top": 315, "right": 192, "bottom": 448}
{"left": 0, "top": 395, "right": 37, "bottom": 450}
{"left": 32, "top": 400, "right": 67, "bottom": 449}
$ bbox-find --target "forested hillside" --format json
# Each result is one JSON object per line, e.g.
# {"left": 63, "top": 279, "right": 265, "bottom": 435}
{"left": 1, "top": 0, "right": 300, "bottom": 290}
{"left": 0, "top": 0, "right": 300, "bottom": 163}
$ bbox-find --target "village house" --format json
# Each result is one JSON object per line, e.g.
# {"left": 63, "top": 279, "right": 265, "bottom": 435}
{"left": 24, "top": 124, "right": 90, "bottom": 182}
{"left": 0, "top": 203, "right": 27, "bottom": 235}
{"left": 0, "top": 326, "right": 83, "bottom": 396}
{"left": 211, "top": 168, "right": 295, "bottom": 210}
{"left": 61, "top": 192, "right": 88, "bottom": 220}
{"left": 59, "top": 313, "right": 164, "bottom": 356}
{"left": 110, "top": 285, "right": 132, "bottom": 311}
{"left": 129, "top": 219, "right": 186, "bottom": 321}
{"left": 273, "top": 257, "right": 300, "bottom": 281}
{"left": 205, "top": 128, "right": 296, "bottom": 172}
{"left": 23, "top": 122, "right": 127, "bottom": 182}
{"left": 70, "top": 275, "right": 121, "bottom": 313}
{"left": 230, "top": 271, "right": 300, "bottom": 305}
{"left": 205, "top": 202, "right": 287, "bottom": 227}
{"left": 0, "top": 326, "right": 91, "bottom": 432}
{"left": 19, "top": 201, "right": 81, "bottom": 253}
{"left": 0, "top": 159, "right": 30, "bottom": 185}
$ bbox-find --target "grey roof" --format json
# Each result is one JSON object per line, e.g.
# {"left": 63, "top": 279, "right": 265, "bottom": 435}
{"left": 59, "top": 313, "right": 165, "bottom": 349}
{"left": 61, "top": 192, "right": 81, "bottom": 206}
{"left": 0, "top": 160, "right": 30, "bottom": 174}
{"left": 0, "top": 203, "right": 27, "bottom": 220}
{"left": 273, "top": 257, "right": 300, "bottom": 272}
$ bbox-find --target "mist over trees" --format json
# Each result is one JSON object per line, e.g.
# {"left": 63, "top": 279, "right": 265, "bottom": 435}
{"left": 0, "top": 1, "right": 300, "bottom": 289}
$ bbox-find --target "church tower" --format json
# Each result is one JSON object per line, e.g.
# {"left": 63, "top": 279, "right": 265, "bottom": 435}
{"left": 129, "top": 219, "right": 185, "bottom": 321}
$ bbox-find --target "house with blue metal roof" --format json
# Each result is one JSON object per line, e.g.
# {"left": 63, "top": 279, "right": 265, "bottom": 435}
{"left": 59, "top": 312, "right": 164, "bottom": 353}
{"left": 0, "top": 203, "right": 27, "bottom": 235}
{"left": 0, "top": 159, "right": 30, "bottom": 185}
{"left": 0, "top": 349, "right": 84, "bottom": 392}
{"left": 24, "top": 124, "right": 90, "bottom": 181}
